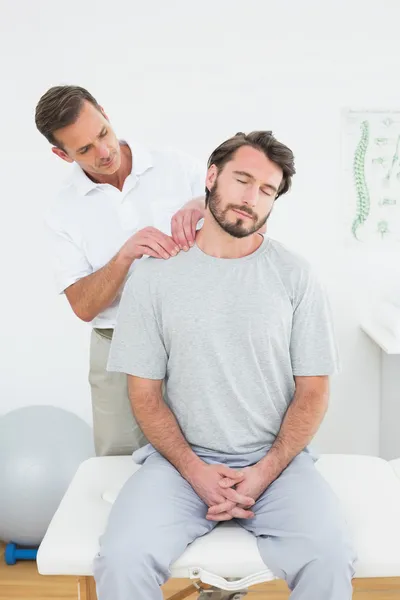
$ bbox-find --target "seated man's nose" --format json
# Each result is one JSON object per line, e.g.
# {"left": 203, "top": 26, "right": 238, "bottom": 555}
{"left": 244, "top": 189, "right": 258, "bottom": 206}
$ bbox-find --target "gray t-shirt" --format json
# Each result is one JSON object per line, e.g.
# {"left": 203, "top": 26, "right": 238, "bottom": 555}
{"left": 108, "top": 236, "right": 338, "bottom": 455}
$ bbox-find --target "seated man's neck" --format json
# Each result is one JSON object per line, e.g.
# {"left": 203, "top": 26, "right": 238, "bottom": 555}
{"left": 89, "top": 143, "right": 132, "bottom": 191}
{"left": 196, "top": 219, "right": 263, "bottom": 259}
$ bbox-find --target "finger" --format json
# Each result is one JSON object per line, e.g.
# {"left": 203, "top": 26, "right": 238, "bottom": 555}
{"left": 206, "top": 512, "right": 234, "bottom": 522}
{"left": 218, "top": 466, "right": 244, "bottom": 480}
{"left": 207, "top": 500, "right": 236, "bottom": 515}
{"left": 174, "top": 216, "right": 190, "bottom": 250}
{"left": 145, "top": 232, "right": 179, "bottom": 258}
{"left": 219, "top": 477, "right": 241, "bottom": 489}
{"left": 135, "top": 245, "right": 164, "bottom": 259}
{"left": 158, "top": 235, "right": 180, "bottom": 256}
{"left": 182, "top": 212, "right": 193, "bottom": 248}
{"left": 228, "top": 506, "right": 255, "bottom": 519}
{"left": 148, "top": 230, "right": 179, "bottom": 256}
{"left": 190, "top": 211, "right": 200, "bottom": 244}
{"left": 143, "top": 240, "right": 173, "bottom": 260}
{"left": 170, "top": 216, "right": 188, "bottom": 250}
{"left": 222, "top": 487, "right": 255, "bottom": 507}
{"left": 207, "top": 503, "right": 255, "bottom": 519}
{"left": 208, "top": 493, "right": 229, "bottom": 507}
{"left": 170, "top": 217, "right": 184, "bottom": 248}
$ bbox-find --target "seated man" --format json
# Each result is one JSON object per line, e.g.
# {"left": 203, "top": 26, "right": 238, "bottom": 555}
{"left": 94, "top": 131, "right": 357, "bottom": 600}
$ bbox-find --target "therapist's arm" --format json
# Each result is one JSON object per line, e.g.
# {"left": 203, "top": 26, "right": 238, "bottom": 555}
{"left": 128, "top": 375, "right": 202, "bottom": 477}
{"left": 65, "top": 196, "right": 205, "bottom": 323}
{"left": 64, "top": 227, "right": 178, "bottom": 322}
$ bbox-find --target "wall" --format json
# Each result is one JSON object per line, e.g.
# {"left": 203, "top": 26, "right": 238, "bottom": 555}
{"left": 1, "top": 0, "right": 400, "bottom": 456}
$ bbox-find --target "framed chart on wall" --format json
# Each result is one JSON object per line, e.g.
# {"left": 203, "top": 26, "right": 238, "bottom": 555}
{"left": 342, "top": 109, "right": 400, "bottom": 247}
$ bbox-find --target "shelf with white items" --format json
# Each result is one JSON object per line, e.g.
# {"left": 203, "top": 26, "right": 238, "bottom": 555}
{"left": 360, "top": 320, "right": 400, "bottom": 354}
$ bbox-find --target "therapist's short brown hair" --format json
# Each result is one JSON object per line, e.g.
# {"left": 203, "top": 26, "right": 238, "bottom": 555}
{"left": 206, "top": 131, "right": 296, "bottom": 204}
{"left": 35, "top": 85, "right": 101, "bottom": 147}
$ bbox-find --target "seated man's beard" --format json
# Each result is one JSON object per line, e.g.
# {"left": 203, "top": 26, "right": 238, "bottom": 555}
{"left": 208, "top": 186, "right": 269, "bottom": 238}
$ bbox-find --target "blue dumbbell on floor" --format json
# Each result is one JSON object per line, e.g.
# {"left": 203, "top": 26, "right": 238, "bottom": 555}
{"left": 4, "top": 543, "right": 38, "bottom": 565}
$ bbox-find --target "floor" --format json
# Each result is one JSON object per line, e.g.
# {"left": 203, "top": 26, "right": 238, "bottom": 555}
{"left": 1, "top": 543, "right": 400, "bottom": 599}
{"left": 0, "top": 542, "right": 289, "bottom": 600}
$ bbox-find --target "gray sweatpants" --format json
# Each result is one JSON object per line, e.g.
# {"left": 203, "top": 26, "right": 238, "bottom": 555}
{"left": 93, "top": 445, "right": 356, "bottom": 599}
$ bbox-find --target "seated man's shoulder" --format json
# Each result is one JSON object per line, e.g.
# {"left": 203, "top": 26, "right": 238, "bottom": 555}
{"left": 266, "top": 239, "right": 327, "bottom": 305}
{"left": 134, "top": 255, "right": 163, "bottom": 275}
{"left": 128, "top": 254, "right": 179, "bottom": 289}
{"left": 267, "top": 238, "right": 313, "bottom": 275}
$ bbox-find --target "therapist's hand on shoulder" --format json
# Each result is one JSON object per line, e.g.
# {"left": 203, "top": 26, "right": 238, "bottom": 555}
{"left": 119, "top": 227, "right": 180, "bottom": 262}
{"left": 171, "top": 204, "right": 204, "bottom": 251}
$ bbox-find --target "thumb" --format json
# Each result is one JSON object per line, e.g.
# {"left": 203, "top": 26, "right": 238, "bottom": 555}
{"left": 191, "top": 213, "right": 200, "bottom": 242}
{"left": 192, "top": 209, "right": 201, "bottom": 224}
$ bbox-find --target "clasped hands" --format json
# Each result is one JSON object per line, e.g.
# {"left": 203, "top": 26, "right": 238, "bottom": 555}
{"left": 187, "top": 462, "right": 267, "bottom": 522}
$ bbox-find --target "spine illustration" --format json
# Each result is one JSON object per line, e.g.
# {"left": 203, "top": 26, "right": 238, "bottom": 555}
{"left": 352, "top": 120, "right": 370, "bottom": 240}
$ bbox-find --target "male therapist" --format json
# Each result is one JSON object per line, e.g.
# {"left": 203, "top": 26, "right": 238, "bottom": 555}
{"left": 35, "top": 85, "right": 206, "bottom": 456}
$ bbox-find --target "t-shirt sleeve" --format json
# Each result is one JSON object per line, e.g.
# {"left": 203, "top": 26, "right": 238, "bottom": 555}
{"left": 107, "top": 266, "right": 167, "bottom": 379}
{"left": 45, "top": 220, "right": 93, "bottom": 294}
{"left": 290, "top": 268, "right": 339, "bottom": 376}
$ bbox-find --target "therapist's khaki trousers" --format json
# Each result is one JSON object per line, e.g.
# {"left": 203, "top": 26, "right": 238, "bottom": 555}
{"left": 89, "top": 328, "right": 148, "bottom": 456}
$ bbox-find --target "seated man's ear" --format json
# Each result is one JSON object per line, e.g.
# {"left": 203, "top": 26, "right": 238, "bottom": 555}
{"left": 206, "top": 164, "right": 218, "bottom": 192}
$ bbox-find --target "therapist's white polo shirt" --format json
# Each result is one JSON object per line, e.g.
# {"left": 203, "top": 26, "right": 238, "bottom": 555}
{"left": 45, "top": 139, "right": 206, "bottom": 329}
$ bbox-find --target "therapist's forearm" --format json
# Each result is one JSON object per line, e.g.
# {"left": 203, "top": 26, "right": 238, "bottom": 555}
{"left": 64, "top": 252, "right": 133, "bottom": 323}
{"left": 256, "top": 379, "right": 329, "bottom": 485}
{"left": 128, "top": 378, "right": 203, "bottom": 478}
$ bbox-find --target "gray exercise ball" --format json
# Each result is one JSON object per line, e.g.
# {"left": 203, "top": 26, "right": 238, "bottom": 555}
{"left": 0, "top": 405, "right": 94, "bottom": 546}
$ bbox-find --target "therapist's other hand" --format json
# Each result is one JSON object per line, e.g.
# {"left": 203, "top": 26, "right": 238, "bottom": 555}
{"left": 119, "top": 227, "right": 179, "bottom": 262}
{"left": 171, "top": 206, "right": 204, "bottom": 251}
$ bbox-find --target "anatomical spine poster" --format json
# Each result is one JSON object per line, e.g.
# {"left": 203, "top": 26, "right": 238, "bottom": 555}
{"left": 342, "top": 109, "right": 400, "bottom": 246}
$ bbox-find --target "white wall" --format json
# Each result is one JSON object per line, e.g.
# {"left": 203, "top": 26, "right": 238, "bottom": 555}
{"left": 1, "top": 0, "right": 400, "bottom": 456}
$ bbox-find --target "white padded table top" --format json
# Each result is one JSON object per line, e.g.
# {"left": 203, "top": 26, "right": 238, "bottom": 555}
{"left": 37, "top": 454, "right": 400, "bottom": 581}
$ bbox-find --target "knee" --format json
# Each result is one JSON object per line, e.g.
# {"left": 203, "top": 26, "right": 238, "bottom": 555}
{"left": 307, "top": 532, "right": 357, "bottom": 577}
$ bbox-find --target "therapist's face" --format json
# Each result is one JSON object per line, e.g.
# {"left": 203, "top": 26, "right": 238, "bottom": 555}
{"left": 51, "top": 101, "right": 122, "bottom": 177}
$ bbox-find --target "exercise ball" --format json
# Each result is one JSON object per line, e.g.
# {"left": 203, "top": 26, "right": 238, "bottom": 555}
{"left": 0, "top": 405, "right": 94, "bottom": 546}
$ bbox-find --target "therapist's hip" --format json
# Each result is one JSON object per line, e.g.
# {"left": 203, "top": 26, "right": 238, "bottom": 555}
{"left": 89, "top": 328, "right": 148, "bottom": 456}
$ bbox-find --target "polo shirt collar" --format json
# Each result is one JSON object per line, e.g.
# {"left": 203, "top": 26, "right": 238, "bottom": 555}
{"left": 71, "top": 162, "right": 97, "bottom": 197}
{"left": 127, "top": 139, "right": 153, "bottom": 178}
